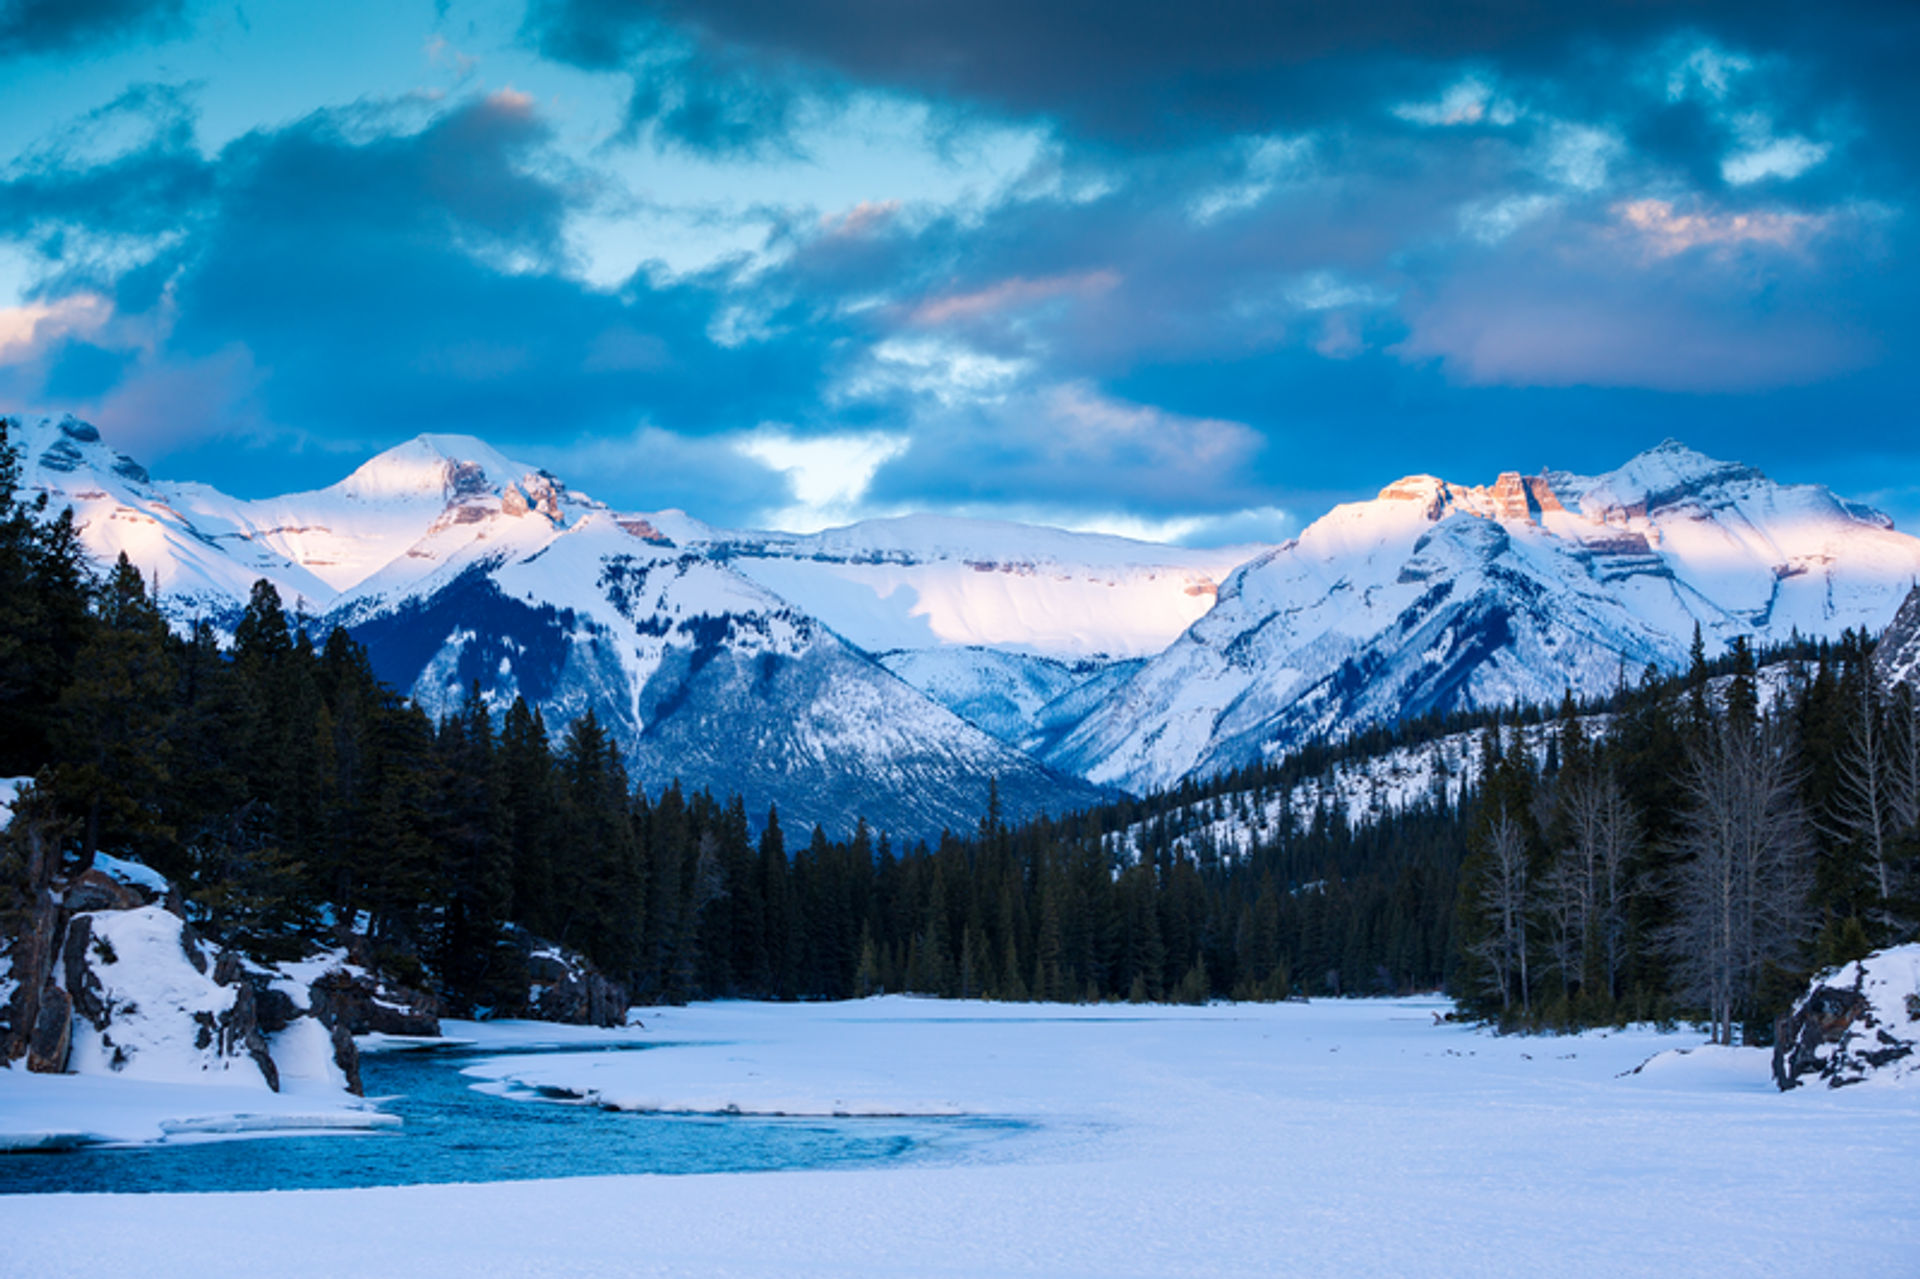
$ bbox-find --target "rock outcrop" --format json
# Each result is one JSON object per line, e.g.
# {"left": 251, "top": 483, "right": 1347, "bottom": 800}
{"left": 498, "top": 928, "right": 629, "bottom": 1028}
{"left": 1773, "top": 945, "right": 1920, "bottom": 1090}
{"left": 307, "top": 968, "right": 443, "bottom": 1038}
{"left": 2, "top": 839, "right": 351, "bottom": 1097}
{"left": 1873, "top": 583, "right": 1920, "bottom": 693}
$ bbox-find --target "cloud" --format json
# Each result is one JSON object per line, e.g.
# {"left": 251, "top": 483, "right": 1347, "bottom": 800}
{"left": 0, "top": 89, "right": 851, "bottom": 494}
{"left": 523, "top": 0, "right": 1891, "bottom": 146}
{"left": 907, "top": 270, "right": 1119, "bottom": 328}
{"left": 3, "top": 0, "right": 1915, "bottom": 540}
{"left": 1395, "top": 208, "right": 1877, "bottom": 392}
{"left": 1394, "top": 76, "right": 1519, "bottom": 127}
{"left": 1721, "top": 130, "right": 1828, "bottom": 185}
{"left": 1458, "top": 193, "right": 1559, "bottom": 244}
{"left": 0, "top": 0, "right": 187, "bottom": 60}
{"left": 1187, "top": 134, "right": 1314, "bottom": 223}
{"left": 865, "top": 381, "right": 1270, "bottom": 518}
{"left": 1613, "top": 198, "right": 1826, "bottom": 256}
{"left": 734, "top": 427, "right": 911, "bottom": 530}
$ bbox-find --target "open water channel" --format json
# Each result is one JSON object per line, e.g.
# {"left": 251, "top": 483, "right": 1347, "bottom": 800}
{"left": 0, "top": 1041, "right": 1022, "bottom": 1194}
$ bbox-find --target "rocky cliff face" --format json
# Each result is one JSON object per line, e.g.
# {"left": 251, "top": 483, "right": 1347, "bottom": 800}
{"left": 1872, "top": 584, "right": 1920, "bottom": 693}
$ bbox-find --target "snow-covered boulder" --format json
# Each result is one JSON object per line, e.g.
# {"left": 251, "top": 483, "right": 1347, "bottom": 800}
{"left": 61, "top": 908, "right": 278, "bottom": 1089}
{"left": 1773, "top": 946, "right": 1920, "bottom": 1090}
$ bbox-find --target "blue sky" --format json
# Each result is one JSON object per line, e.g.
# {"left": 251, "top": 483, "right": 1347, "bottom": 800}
{"left": 0, "top": 0, "right": 1914, "bottom": 539}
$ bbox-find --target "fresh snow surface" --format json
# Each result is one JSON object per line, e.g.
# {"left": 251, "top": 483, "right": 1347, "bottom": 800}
{"left": 0, "top": 1071, "right": 394, "bottom": 1151}
{"left": 3, "top": 997, "right": 1913, "bottom": 1278}
{"left": 705, "top": 515, "right": 1261, "bottom": 661}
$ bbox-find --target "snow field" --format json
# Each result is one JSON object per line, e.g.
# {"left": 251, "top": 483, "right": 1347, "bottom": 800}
{"left": 2, "top": 996, "right": 1914, "bottom": 1278}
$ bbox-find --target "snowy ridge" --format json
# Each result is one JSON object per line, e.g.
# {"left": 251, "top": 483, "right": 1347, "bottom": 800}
{"left": 1048, "top": 443, "right": 1920, "bottom": 793}
{"left": 166, "top": 433, "right": 596, "bottom": 595}
{"left": 686, "top": 514, "right": 1261, "bottom": 742}
{"left": 8, "top": 416, "right": 334, "bottom": 619}
{"left": 703, "top": 515, "right": 1250, "bottom": 660}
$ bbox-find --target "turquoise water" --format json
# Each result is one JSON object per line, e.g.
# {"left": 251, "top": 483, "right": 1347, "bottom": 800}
{"left": 0, "top": 1043, "right": 1021, "bottom": 1194}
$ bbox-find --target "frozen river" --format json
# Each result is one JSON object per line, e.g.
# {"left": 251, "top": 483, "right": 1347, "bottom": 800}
{"left": 2, "top": 997, "right": 1915, "bottom": 1278}
{"left": 0, "top": 1037, "right": 1022, "bottom": 1194}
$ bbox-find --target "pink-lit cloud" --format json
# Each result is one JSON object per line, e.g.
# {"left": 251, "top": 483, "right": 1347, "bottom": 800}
{"left": 909, "top": 270, "right": 1121, "bottom": 327}
{"left": 1613, "top": 198, "right": 1827, "bottom": 258}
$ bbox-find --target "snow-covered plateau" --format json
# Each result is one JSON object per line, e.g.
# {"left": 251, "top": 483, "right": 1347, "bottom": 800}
{"left": 2, "top": 996, "right": 1916, "bottom": 1278}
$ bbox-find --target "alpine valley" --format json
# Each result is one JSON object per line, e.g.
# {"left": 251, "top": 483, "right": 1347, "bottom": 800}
{"left": 12, "top": 414, "right": 1920, "bottom": 838}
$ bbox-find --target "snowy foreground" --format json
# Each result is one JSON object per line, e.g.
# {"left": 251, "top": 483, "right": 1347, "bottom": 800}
{"left": 4, "top": 996, "right": 1918, "bottom": 1278}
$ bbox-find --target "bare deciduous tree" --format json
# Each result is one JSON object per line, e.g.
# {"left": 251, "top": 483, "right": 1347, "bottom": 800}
{"left": 1667, "top": 718, "right": 1813, "bottom": 1045}
{"left": 1543, "top": 765, "right": 1638, "bottom": 1003}
{"left": 1470, "top": 805, "right": 1531, "bottom": 1016}
{"left": 1826, "top": 670, "right": 1897, "bottom": 921}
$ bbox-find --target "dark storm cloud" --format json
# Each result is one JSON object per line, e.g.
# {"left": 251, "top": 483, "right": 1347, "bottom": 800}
{"left": 0, "top": 89, "right": 850, "bottom": 497}
{"left": 522, "top": 0, "right": 1909, "bottom": 146}
{"left": 0, "top": 83, "right": 212, "bottom": 250}
{"left": 715, "top": 37, "right": 1918, "bottom": 523}
{"left": 0, "top": 0, "right": 187, "bottom": 59}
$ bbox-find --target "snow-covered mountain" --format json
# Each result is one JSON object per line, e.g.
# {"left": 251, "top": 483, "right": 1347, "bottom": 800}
{"left": 8, "top": 416, "right": 334, "bottom": 619}
{"left": 4, "top": 416, "right": 1114, "bottom": 839}
{"left": 673, "top": 516, "right": 1254, "bottom": 744}
{"left": 327, "top": 500, "right": 1110, "bottom": 840}
{"left": 165, "top": 433, "right": 592, "bottom": 597}
{"left": 1046, "top": 444, "right": 1920, "bottom": 793}
{"left": 11, "top": 414, "right": 1920, "bottom": 822}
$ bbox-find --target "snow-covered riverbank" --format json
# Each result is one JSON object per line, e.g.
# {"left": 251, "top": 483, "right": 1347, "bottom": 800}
{"left": 4, "top": 996, "right": 1916, "bottom": 1277}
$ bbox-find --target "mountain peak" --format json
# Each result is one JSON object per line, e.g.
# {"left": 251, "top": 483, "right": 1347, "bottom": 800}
{"left": 337, "top": 433, "right": 543, "bottom": 504}
{"left": 1582, "top": 439, "right": 1762, "bottom": 517}
{"left": 12, "top": 413, "right": 152, "bottom": 487}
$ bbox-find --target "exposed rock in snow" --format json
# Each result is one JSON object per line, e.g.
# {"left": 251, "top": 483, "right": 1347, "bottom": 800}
{"left": 1772, "top": 946, "right": 1920, "bottom": 1090}
{"left": 59, "top": 908, "right": 279, "bottom": 1088}
{"left": 513, "top": 933, "right": 628, "bottom": 1028}
{"left": 1872, "top": 584, "right": 1920, "bottom": 693}
{"left": 307, "top": 966, "right": 443, "bottom": 1038}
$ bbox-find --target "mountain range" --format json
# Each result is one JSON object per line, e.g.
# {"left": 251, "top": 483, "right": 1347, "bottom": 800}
{"left": 10, "top": 413, "right": 1920, "bottom": 836}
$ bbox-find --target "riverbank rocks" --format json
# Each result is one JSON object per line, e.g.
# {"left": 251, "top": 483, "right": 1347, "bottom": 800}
{"left": 62, "top": 906, "right": 282, "bottom": 1088}
{"left": 1773, "top": 944, "right": 1920, "bottom": 1090}
{"left": 307, "top": 968, "right": 443, "bottom": 1038}
{"left": 502, "top": 929, "right": 629, "bottom": 1028}
{"left": 26, "top": 983, "right": 71, "bottom": 1073}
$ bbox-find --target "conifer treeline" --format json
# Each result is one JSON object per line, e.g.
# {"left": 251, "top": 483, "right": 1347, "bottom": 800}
{"left": 4, "top": 419, "right": 1914, "bottom": 1035}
